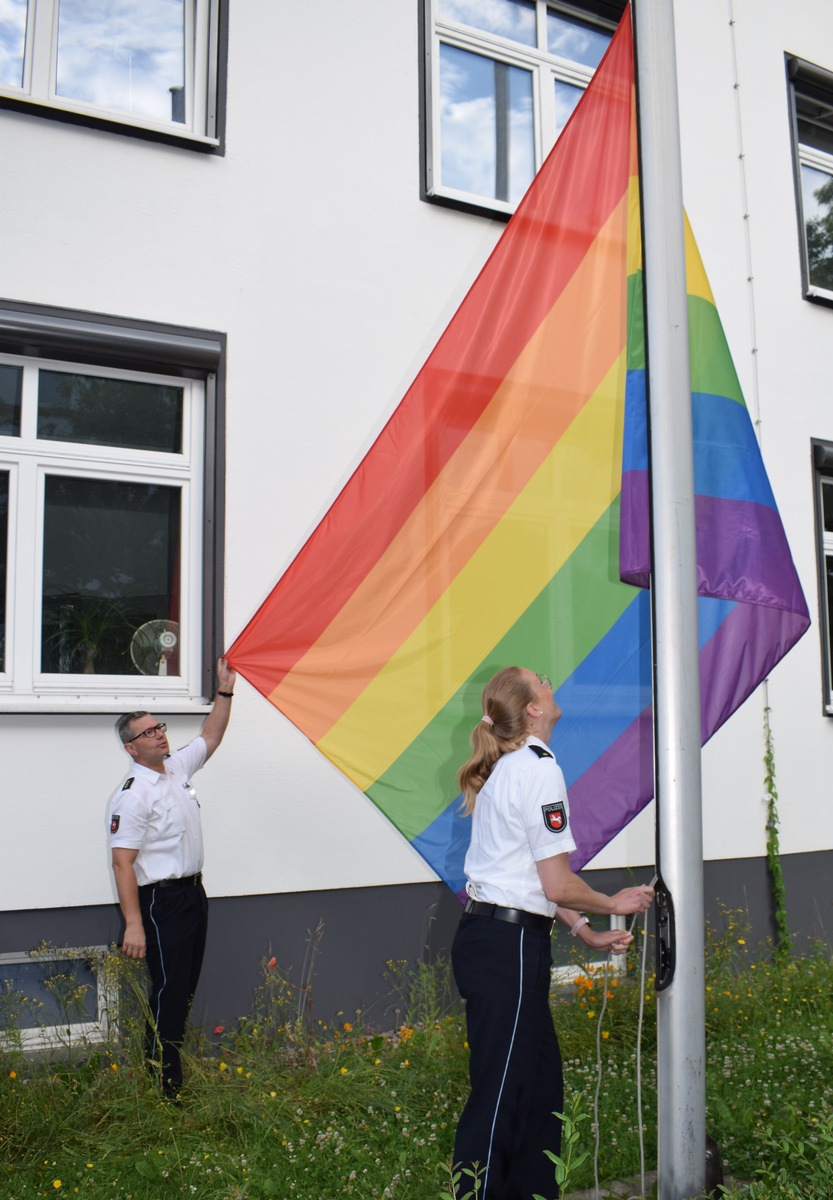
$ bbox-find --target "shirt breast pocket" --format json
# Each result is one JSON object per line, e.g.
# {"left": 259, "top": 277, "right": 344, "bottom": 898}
{"left": 154, "top": 799, "right": 185, "bottom": 845}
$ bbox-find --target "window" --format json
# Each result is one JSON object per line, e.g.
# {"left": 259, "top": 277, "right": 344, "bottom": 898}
{"left": 0, "top": 947, "right": 116, "bottom": 1053}
{"left": 0, "top": 0, "right": 225, "bottom": 150}
{"left": 812, "top": 441, "right": 833, "bottom": 713}
{"left": 0, "top": 302, "right": 225, "bottom": 710}
{"left": 422, "top": 0, "right": 625, "bottom": 216}
{"left": 788, "top": 57, "right": 833, "bottom": 303}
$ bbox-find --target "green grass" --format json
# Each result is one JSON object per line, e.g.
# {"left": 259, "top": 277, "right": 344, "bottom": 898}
{"left": 2, "top": 911, "right": 833, "bottom": 1199}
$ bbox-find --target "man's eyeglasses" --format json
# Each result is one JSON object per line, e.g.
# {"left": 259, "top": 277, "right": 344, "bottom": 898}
{"left": 125, "top": 722, "right": 167, "bottom": 744}
{"left": 536, "top": 673, "right": 552, "bottom": 689}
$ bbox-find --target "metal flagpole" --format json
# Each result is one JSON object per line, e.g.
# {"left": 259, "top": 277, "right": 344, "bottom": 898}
{"left": 631, "top": 1, "right": 707, "bottom": 1198}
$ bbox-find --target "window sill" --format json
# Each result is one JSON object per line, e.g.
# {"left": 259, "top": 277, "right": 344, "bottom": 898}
{"left": 805, "top": 284, "right": 833, "bottom": 309}
{"left": 0, "top": 92, "right": 221, "bottom": 153}
{"left": 0, "top": 695, "right": 213, "bottom": 714}
{"left": 422, "top": 186, "right": 514, "bottom": 222}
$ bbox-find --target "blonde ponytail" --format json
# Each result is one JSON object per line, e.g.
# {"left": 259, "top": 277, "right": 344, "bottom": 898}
{"left": 458, "top": 667, "right": 535, "bottom": 815}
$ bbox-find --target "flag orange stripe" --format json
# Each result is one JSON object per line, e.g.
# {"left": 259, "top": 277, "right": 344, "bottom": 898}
{"left": 267, "top": 194, "right": 629, "bottom": 741}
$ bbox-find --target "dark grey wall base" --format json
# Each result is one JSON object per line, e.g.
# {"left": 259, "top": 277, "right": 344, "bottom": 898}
{"left": 2, "top": 851, "right": 831, "bottom": 1037}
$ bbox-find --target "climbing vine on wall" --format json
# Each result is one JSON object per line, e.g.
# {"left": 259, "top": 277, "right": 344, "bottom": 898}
{"left": 763, "top": 699, "right": 790, "bottom": 959}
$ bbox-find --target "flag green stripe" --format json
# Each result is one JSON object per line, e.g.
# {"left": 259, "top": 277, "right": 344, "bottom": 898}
{"left": 366, "top": 497, "right": 634, "bottom": 838}
{"left": 628, "top": 270, "right": 744, "bottom": 405}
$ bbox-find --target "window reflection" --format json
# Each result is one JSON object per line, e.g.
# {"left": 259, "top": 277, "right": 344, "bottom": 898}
{"left": 1, "top": 957, "right": 98, "bottom": 1030}
{"left": 802, "top": 164, "right": 833, "bottom": 292}
{"left": 0, "top": 364, "right": 23, "bottom": 436}
{"left": 0, "top": 471, "right": 7, "bottom": 672}
{"left": 0, "top": 0, "right": 26, "bottom": 89}
{"left": 38, "top": 370, "right": 182, "bottom": 452}
{"left": 439, "top": 0, "right": 536, "bottom": 47}
{"left": 440, "top": 42, "right": 534, "bottom": 203}
{"left": 554, "top": 78, "right": 583, "bottom": 138}
{"left": 823, "top": 478, "right": 833, "bottom": 534}
{"left": 547, "top": 10, "right": 611, "bottom": 68}
{"left": 41, "top": 476, "right": 181, "bottom": 675}
{"left": 55, "top": 0, "right": 185, "bottom": 125}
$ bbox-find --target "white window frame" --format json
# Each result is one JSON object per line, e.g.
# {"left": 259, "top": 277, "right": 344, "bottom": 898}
{"left": 0, "top": 0, "right": 222, "bottom": 149}
{"left": 0, "top": 946, "right": 118, "bottom": 1054}
{"left": 0, "top": 302, "right": 225, "bottom": 713}
{"left": 423, "top": 0, "right": 621, "bottom": 216}
{"left": 813, "top": 441, "right": 833, "bottom": 714}
{"left": 788, "top": 55, "right": 833, "bottom": 305}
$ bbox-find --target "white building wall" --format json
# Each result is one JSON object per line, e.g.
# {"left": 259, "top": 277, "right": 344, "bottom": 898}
{"left": 2, "top": 0, "right": 832, "bottom": 914}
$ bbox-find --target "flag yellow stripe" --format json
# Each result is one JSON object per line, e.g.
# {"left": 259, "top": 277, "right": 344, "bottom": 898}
{"left": 316, "top": 352, "right": 627, "bottom": 791}
{"left": 684, "top": 214, "right": 715, "bottom": 303}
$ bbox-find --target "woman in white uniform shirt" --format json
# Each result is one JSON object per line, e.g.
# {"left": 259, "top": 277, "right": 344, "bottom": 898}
{"left": 452, "top": 666, "right": 654, "bottom": 1200}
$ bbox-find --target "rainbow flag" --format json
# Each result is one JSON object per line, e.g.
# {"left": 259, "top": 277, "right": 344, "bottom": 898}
{"left": 227, "top": 8, "right": 809, "bottom": 894}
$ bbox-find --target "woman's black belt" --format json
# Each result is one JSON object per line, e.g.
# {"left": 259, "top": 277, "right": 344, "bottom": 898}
{"left": 464, "top": 898, "right": 553, "bottom": 933}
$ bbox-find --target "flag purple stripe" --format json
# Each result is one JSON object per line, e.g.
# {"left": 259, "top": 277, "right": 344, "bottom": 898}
{"left": 567, "top": 707, "right": 655, "bottom": 870}
{"left": 697, "top": 597, "right": 810, "bottom": 738}
{"left": 621, "top": 471, "right": 811, "bottom": 616}
{"left": 567, "top": 592, "right": 809, "bottom": 870}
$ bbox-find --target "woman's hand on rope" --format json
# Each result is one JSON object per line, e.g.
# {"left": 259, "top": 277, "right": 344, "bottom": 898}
{"left": 580, "top": 926, "right": 634, "bottom": 956}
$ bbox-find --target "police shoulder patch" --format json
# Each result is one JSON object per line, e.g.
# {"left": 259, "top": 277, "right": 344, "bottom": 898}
{"left": 122, "top": 777, "right": 134, "bottom": 791}
{"left": 542, "top": 801, "right": 566, "bottom": 833}
{"left": 529, "top": 744, "right": 553, "bottom": 760}
{"left": 110, "top": 815, "right": 120, "bottom": 834}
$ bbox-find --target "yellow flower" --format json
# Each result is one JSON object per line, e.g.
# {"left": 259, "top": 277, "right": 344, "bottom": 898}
{"left": 270, "top": 1091, "right": 277, "bottom": 1098}
{"left": 111, "top": 1063, "right": 118, "bottom": 1071}
{"left": 343, "top": 1021, "right": 353, "bottom": 1032}
{"left": 8, "top": 1071, "right": 16, "bottom": 1079}
{"left": 602, "top": 1031, "right": 610, "bottom": 1039}
{"left": 219, "top": 1061, "right": 227, "bottom": 1071}
{"left": 53, "top": 1182, "right": 62, "bottom": 1190}
{"left": 236, "top": 1066, "right": 243, "bottom": 1074}
{"left": 738, "top": 938, "right": 746, "bottom": 945}
{"left": 340, "top": 1067, "right": 348, "bottom": 1075}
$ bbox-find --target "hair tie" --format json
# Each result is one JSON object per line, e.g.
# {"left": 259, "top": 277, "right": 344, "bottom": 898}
{"left": 480, "top": 714, "right": 494, "bottom": 726}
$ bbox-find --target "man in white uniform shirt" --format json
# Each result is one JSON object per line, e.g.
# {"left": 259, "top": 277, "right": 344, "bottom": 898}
{"left": 109, "top": 656, "right": 236, "bottom": 1097}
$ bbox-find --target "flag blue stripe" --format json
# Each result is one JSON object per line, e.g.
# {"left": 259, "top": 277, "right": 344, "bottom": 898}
{"left": 623, "top": 383, "right": 778, "bottom": 509}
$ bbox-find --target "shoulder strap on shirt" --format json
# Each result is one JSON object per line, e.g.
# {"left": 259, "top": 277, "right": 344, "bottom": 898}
{"left": 528, "top": 744, "right": 553, "bottom": 760}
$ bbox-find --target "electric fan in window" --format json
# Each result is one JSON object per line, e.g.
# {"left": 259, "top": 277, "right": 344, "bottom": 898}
{"left": 129, "top": 620, "right": 180, "bottom": 676}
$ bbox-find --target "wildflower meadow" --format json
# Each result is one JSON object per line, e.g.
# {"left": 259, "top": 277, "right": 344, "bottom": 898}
{"left": 2, "top": 910, "right": 833, "bottom": 1199}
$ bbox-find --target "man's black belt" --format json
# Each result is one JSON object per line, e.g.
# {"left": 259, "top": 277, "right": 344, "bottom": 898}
{"left": 464, "top": 898, "right": 553, "bottom": 933}
{"left": 142, "top": 872, "right": 202, "bottom": 889}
